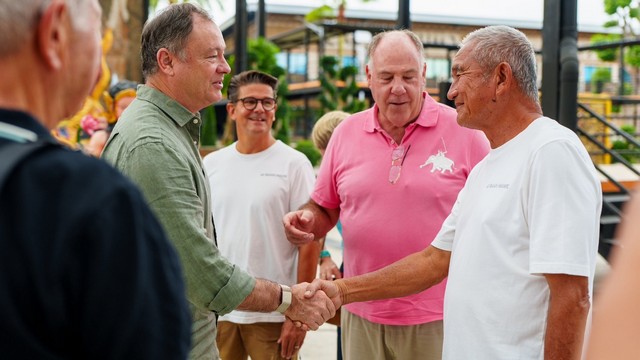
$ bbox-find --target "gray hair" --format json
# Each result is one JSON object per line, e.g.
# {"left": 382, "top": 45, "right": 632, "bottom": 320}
{"left": 0, "top": 0, "right": 89, "bottom": 56}
{"left": 0, "top": 0, "right": 49, "bottom": 55}
{"left": 367, "top": 29, "right": 424, "bottom": 65}
{"left": 141, "top": 3, "right": 213, "bottom": 79}
{"left": 460, "top": 25, "right": 538, "bottom": 103}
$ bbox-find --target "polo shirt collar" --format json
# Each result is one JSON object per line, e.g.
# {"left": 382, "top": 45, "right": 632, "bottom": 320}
{"left": 136, "top": 85, "right": 201, "bottom": 127}
{"left": 363, "top": 91, "right": 440, "bottom": 133}
{"left": 0, "top": 109, "right": 55, "bottom": 143}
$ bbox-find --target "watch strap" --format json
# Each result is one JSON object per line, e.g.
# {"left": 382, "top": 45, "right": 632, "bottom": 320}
{"left": 276, "top": 284, "right": 292, "bottom": 314}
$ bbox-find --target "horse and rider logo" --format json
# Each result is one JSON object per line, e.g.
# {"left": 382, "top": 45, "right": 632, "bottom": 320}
{"left": 419, "top": 138, "right": 455, "bottom": 174}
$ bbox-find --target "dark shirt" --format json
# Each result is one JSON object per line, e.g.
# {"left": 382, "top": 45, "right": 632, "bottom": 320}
{"left": 0, "top": 109, "right": 191, "bottom": 359}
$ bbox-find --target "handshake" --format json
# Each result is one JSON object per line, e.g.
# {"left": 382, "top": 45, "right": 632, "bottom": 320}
{"left": 282, "top": 208, "right": 349, "bottom": 330}
{"left": 284, "top": 280, "right": 345, "bottom": 330}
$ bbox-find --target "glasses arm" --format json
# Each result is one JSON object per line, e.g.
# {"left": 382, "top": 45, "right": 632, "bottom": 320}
{"left": 400, "top": 144, "right": 411, "bottom": 165}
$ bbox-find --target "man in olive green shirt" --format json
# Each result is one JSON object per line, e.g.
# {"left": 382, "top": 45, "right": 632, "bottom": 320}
{"left": 102, "top": 4, "right": 337, "bottom": 359}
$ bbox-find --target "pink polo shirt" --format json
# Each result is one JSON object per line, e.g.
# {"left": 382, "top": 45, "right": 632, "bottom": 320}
{"left": 312, "top": 93, "right": 490, "bottom": 325}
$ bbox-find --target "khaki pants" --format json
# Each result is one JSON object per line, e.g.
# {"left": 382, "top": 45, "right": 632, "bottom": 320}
{"left": 342, "top": 309, "right": 443, "bottom": 360}
{"left": 216, "top": 321, "right": 299, "bottom": 360}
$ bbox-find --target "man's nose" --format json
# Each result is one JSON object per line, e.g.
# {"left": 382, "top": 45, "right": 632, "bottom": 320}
{"left": 391, "top": 78, "right": 407, "bottom": 95}
{"left": 447, "top": 83, "right": 458, "bottom": 101}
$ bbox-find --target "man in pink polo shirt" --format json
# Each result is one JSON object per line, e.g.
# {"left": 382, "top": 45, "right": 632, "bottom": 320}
{"left": 283, "top": 29, "right": 489, "bottom": 359}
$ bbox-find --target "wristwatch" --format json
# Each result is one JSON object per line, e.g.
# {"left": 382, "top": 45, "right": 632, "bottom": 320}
{"left": 276, "top": 284, "right": 292, "bottom": 314}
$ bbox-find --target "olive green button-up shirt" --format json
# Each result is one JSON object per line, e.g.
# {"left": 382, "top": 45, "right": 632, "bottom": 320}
{"left": 103, "top": 85, "right": 255, "bottom": 359}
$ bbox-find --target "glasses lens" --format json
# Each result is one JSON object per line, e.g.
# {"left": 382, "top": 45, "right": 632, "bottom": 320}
{"left": 263, "top": 99, "right": 276, "bottom": 110}
{"left": 389, "top": 145, "right": 405, "bottom": 184}
{"left": 391, "top": 146, "right": 405, "bottom": 161}
{"left": 389, "top": 165, "right": 401, "bottom": 184}
{"left": 243, "top": 98, "right": 258, "bottom": 110}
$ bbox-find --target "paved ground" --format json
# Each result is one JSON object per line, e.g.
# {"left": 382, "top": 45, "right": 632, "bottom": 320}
{"left": 299, "top": 226, "right": 343, "bottom": 360}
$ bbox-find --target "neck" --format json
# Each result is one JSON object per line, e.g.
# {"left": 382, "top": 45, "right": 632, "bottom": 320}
{"left": 484, "top": 100, "right": 542, "bottom": 149}
{"left": 0, "top": 53, "right": 59, "bottom": 129}
{"left": 235, "top": 134, "right": 276, "bottom": 154}
{"left": 146, "top": 77, "right": 198, "bottom": 114}
{"left": 377, "top": 95, "right": 424, "bottom": 145}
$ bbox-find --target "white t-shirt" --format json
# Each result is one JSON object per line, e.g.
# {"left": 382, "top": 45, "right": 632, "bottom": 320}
{"left": 203, "top": 140, "right": 315, "bottom": 324}
{"left": 432, "top": 117, "right": 602, "bottom": 359}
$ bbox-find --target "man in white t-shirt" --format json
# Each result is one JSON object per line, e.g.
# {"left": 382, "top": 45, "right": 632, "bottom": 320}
{"left": 299, "top": 25, "right": 602, "bottom": 360}
{"left": 203, "top": 70, "right": 317, "bottom": 360}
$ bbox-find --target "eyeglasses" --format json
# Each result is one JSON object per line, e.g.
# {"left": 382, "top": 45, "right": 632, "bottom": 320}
{"left": 235, "top": 97, "right": 277, "bottom": 111}
{"left": 389, "top": 144, "right": 411, "bottom": 184}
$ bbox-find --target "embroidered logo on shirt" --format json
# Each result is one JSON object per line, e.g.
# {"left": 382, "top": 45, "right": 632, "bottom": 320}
{"left": 261, "top": 173, "right": 287, "bottom": 178}
{"left": 486, "top": 183, "right": 510, "bottom": 189}
{"left": 419, "top": 138, "right": 455, "bottom": 174}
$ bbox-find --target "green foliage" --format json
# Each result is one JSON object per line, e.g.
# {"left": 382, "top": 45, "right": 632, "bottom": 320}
{"left": 318, "top": 55, "right": 367, "bottom": 114}
{"left": 599, "top": 0, "right": 640, "bottom": 95}
{"left": 305, "top": 0, "right": 376, "bottom": 22}
{"left": 591, "top": 67, "right": 612, "bottom": 94}
{"left": 319, "top": 56, "right": 340, "bottom": 112}
{"left": 200, "top": 105, "right": 217, "bottom": 146}
{"left": 625, "top": 45, "right": 640, "bottom": 67}
{"left": 590, "top": 34, "right": 621, "bottom": 62}
{"left": 247, "top": 38, "right": 285, "bottom": 77}
{"left": 305, "top": 5, "right": 336, "bottom": 22}
{"left": 338, "top": 65, "right": 367, "bottom": 113}
{"left": 605, "top": 0, "right": 633, "bottom": 15}
{"left": 294, "top": 140, "right": 322, "bottom": 167}
{"left": 275, "top": 81, "right": 291, "bottom": 144}
{"left": 611, "top": 124, "right": 640, "bottom": 163}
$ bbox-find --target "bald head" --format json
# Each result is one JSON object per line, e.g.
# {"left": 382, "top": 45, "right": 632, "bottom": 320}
{"left": 367, "top": 30, "right": 424, "bottom": 68}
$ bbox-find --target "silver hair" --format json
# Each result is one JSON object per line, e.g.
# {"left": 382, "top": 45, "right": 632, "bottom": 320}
{"left": 367, "top": 29, "right": 425, "bottom": 66}
{"left": 460, "top": 25, "right": 539, "bottom": 103}
{"left": 0, "top": 0, "right": 86, "bottom": 56}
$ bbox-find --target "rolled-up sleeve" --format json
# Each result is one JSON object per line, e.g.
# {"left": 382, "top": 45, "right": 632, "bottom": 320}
{"left": 108, "top": 137, "right": 255, "bottom": 314}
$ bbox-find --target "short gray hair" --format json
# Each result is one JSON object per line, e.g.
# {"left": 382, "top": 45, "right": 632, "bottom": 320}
{"left": 367, "top": 29, "right": 424, "bottom": 65}
{"left": 460, "top": 25, "right": 538, "bottom": 103}
{"left": 0, "top": 0, "right": 49, "bottom": 55}
{"left": 141, "top": 3, "right": 213, "bottom": 79}
{"left": 0, "top": 0, "right": 88, "bottom": 56}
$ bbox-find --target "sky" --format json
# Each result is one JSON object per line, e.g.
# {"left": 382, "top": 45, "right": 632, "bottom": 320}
{"left": 189, "top": 0, "right": 612, "bottom": 30}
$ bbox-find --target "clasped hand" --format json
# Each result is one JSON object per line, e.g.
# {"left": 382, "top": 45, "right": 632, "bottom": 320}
{"left": 286, "top": 280, "right": 344, "bottom": 330}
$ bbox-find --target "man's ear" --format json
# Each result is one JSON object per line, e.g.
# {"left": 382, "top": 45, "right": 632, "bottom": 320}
{"left": 494, "top": 62, "right": 513, "bottom": 97}
{"left": 157, "top": 48, "right": 175, "bottom": 75}
{"left": 226, "top": 101, "right": 236, "bottom": 121}
{"left": 36, "top": 0, "right": 67, "bottom": 70}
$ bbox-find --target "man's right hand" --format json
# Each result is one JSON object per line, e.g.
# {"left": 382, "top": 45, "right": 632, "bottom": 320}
{"left": 285, "top": 282, "right": 336, "bottom": 330}
{"left": 283, "top": 210, "right": 316, "bottom": 245}
{"left": 305, "top": 279, "right": 343, "bottom": 310}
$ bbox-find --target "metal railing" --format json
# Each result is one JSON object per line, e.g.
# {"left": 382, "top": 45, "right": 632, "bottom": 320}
{"left": 577, "top": 102, "right": 640, "bottom": 214}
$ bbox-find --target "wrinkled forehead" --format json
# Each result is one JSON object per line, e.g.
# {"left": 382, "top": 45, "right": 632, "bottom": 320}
{"left": 452, "top": 44, "right": 477, "bottom": 67}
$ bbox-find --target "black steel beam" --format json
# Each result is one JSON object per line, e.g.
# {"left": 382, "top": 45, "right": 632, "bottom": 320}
{"left": 234, "top": 0, "right": 248, "bottom": 73}
{"left": 541, "top": 0, "right": 561, "bottom": 119}
{"left": 397, "top": 0, "right": 411, "bottom": 29}
{"left": 256, "top": 0, "right": 266, "bottom": 38}
{"left": 558, "top": 0, "right": 579, "bottom": 130}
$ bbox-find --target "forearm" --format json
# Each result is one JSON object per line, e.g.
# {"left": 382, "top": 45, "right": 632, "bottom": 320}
{"left": 335, "top": 245, "right": 450, "bottom": 305}
{"left": 236, "top": 279, "right": 281, "bottom": 313}
{"left": 298, "top": 241, "right": 321, "bottom": 283}
{"left": 544, "top": 275, "right": 590, "bottom": 360}
{"left": 302, "top": 200, "right": 339, "bottom": 240}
